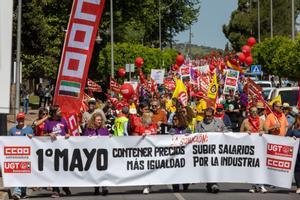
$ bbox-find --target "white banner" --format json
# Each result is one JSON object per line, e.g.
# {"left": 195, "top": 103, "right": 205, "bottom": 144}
{"left": 0, "top": 133, "right": 298, "bottom": 188}
{"left": 0, "top": 0, "right": 13, "bottom": 113}
{"left": 150, "top": 69, "right": 165, "bottom": 84}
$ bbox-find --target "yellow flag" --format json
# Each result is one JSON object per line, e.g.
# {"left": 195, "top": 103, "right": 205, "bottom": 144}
{"left": 269, "top": 95, "right": 282, "bottom": 106}
{"left": 207, "top": 73, "right": 218, "bottom": 99}
{"left": 172, "top": 78, "right": 187, "bottom": 98}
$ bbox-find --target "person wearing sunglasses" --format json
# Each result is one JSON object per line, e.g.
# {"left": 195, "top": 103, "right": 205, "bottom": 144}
{"left": 32, "top": 107, "right": 49, "bottom": 136}
{"left": 240, "top": 106, "right": 266, "bottom": 135}
{"left": 265, "top": 101, "right": 289, "bottom": 136}
{"left": 214, "top": 104, "right": 232, "bottom": 131}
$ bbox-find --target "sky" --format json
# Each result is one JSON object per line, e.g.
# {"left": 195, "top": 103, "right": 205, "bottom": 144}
{"left": 174, "top": 0, "right": 238, "bottom": 49}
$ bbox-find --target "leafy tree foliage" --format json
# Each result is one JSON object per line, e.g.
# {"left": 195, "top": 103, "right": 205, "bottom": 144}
{"left": 252, "top": 35, "right": 300, "bottom": 80}
{"left": 16, "top": 0, "right": 200, "bottom": 81}
{"left": 96, "top": 43, "right": 178, "bottom": 79}
{"left": 223, "top": 0, "right": 300, "bottom": 50}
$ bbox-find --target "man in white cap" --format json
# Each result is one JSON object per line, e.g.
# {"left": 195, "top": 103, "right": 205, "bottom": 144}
{"left": 282, "top": 102, "right": 295, "bottom": 129}
{"left": 82, "top": 98, "right": 106, "bottom": 128}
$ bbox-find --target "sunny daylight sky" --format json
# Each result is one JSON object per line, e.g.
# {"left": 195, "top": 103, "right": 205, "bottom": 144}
{"left": 174, "top": 0, "right": 238, "bottom": 49}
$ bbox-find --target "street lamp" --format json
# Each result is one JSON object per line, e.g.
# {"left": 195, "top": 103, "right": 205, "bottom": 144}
{"left": 270, "top": 0, "right": 273, "bottom": 38}
{"left": 16, "top": 0, "right": 22, "bottom": 114}
{"left": 292, "top": 0, "right": 295, "bottom": 40}
{"left": 110, "top": 0, "right": 114, "bottom": 78}
{"left": 257, "top": 0, "right": 261, "bottom": 42}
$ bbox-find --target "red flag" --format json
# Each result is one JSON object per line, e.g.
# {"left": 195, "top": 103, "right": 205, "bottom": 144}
{"left": 87, "top": 79, "right": 102, "bottom": 93}
{"left": 110, "top": 78, "right": 120, "bottom": 93}
{"left": 53, "top": 0, "right": 105, "bottom": 136}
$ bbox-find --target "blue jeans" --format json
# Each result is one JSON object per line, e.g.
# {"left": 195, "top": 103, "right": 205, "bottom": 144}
{"left": 23, "top": 98, "right": 29, "bottom": 114}
{"left": 13, "top": 187, "right": 26, "bottom": 196}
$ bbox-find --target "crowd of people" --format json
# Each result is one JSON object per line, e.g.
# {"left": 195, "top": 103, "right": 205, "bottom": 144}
{"left": 8, "top": 80, "right": 300, "bottom": 199}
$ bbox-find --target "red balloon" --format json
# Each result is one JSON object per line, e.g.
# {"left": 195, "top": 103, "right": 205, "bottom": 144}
{"left": 118, "top": 68, "right": 126, "bottom": 77}
{"left": 245, "top": 56, "right": 253, "bottom": 66}
{"left": 176, "top": 54, "right": 184, "bottom": 66}
{"left": 247, "top": 37, "right": 256, "bottom": 47}
{"left": 120, "top": 83, "right": 134, "bottom": 99}
{"left": 238, "top": 53, "right": 246, "bottom": 62}
{"left": 135, "top": 57, "right": 144, "bottom": 68}
{"left": 242, "top": 45, "right": 251, "bottom": 55}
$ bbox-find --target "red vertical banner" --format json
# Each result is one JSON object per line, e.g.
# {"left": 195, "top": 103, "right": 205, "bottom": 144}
{"left": 53, "top": 0, "right": 105, "bottom": 135}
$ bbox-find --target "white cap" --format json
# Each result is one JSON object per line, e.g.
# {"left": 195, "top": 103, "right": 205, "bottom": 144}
{"left": 88, "top": 98, "right": 96, "bottom": 103}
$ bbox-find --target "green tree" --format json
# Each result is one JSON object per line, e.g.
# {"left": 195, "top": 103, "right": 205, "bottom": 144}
{"left": 97, "top": 43, "right": 178, "bottom": 79}
{"left": 17, "top": 0, "right": 200, "bottom": 80}
{"left": 223, "top": 0, "right": 300, "bottom": 50}
{"left": 252, "top": 35, "right": 300, "bottom": 80}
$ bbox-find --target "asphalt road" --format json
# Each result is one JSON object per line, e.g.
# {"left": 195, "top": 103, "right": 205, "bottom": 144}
{"left": 21, "top": 183, "right": 300, "bottom": 200}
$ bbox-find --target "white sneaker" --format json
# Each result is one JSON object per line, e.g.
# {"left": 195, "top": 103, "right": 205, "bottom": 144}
{"left": 143, "top": 187, "right": 150, "bottom": 195}
{"left": 259, "top": 186, "right": 268, "bottom": 193}
{"left": 249, "top": 188, "right": 256, "bottom": 193}
{"left": 296, "top": 188, "right": 300, "bottom": 194}
{"left": 249, "top": 185, "right": 258, "bottom": 193}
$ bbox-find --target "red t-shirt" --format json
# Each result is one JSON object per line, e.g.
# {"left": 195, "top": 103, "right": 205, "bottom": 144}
{"left": 134, "top": 124, "right": 158, "bottom": 136}
{"left": 35, "top": 122, "right": 45, "bottom": 136}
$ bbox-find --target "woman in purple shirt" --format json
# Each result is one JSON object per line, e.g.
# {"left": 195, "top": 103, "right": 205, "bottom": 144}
{"left": 83, "top": 112, "right": 109, "bottom": 195}
{"left": 84, "top": 112, "right": 109, "bottom": 136}
{"left": 44, "top": 105, "right": 71, "bottom": 198}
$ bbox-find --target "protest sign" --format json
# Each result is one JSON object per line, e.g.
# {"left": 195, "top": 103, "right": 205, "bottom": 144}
{"left": 150, "top": 69, "right": 165, "bottom": 85}
{"left": 224, "top": 69, "right": 240, "bottom": 95}
{"left": 0, "top": 133, "right": 298, "bottom": 188}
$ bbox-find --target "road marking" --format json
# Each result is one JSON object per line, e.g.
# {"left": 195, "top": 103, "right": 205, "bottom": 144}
{"left": 167, "top": 186, "right": 186, "bottom": 200}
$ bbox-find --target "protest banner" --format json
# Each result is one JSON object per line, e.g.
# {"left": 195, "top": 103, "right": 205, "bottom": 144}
{"left": 0, "top": 133, "right": 298, "bottom": 188}
{"left": 224, "top": 69, "right": 240, "bottom": 95}
{"left": 150, "top": 69, "right": 165, "bottom": 85}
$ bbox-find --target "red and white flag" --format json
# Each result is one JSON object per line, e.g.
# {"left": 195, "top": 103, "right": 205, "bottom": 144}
{"left": 87, "top": 78, "right": 102, "bottom": 93}
{"left": 110, "top": 78, "right": 120, "bottom": 93}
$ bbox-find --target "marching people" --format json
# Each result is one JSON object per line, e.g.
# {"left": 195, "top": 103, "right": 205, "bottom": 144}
{"left": 9, "top": 112, "right": 33, "bottom": 200}
{"left": 32, "top": 107, "right": 49, "bottom": 136}
{"left": 287, "top": 114, "right": 300, "bottom": 194}
{"left": 114, "top": 106, "right": 129, "bottom": 136}
{"left": 214, "top": 103, "right": 232, "bottom": 131}
{"left": 222, "top": 93, "right": 241, "bottom": 132}
{"left": 282, "top": 103, "right": 295, "bottom": 129}
{"left": 240, "top": 106, "right": 268, "bottom": 193}
{"left": 169, "top": 110, "right": 191, "bottom": 192}
{"left": 83, "top": 112, "right": 109, "bottom": 195}
{"left": 43, "top": 105, "right": 71, "bottom": 198}
{"left": 265, "top": 101, "right": 289, "bottom": 136}
{"left": 150, "top": 100, "right": 167, "bottom": 127}
{"left": 195, "top": 108, "right": 227, "bottom": 193}
{"left": 257, "top": 101, "right": 267, "bottom": 121}
{"left": 82, "top": 98, "right": 107, "bottom": 128}
{"left": 240, "top": 106, "right": 266, "bottom": 134}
